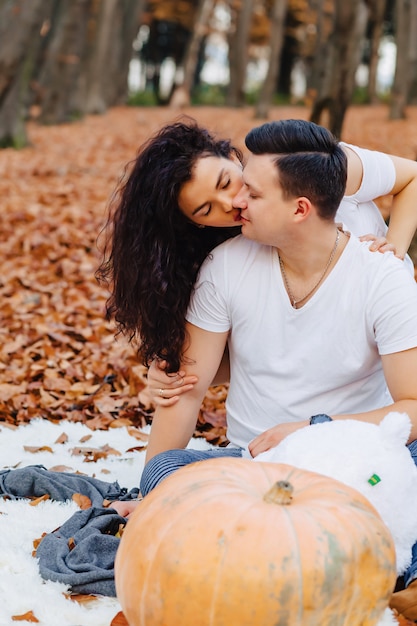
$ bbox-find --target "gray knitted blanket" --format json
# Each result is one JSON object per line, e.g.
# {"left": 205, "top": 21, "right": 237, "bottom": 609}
{"left": 0, "top": 465, "right": 139, "bottom": 596}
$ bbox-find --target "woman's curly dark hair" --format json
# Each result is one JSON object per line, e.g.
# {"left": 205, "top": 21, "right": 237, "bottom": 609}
{"left": 96, "top": 118, "right": 242, "bottom": 373}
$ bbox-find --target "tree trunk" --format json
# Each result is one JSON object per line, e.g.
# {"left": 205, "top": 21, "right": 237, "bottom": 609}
{"left": 170, "top": 0, "right": 215, "bottom": 108}
{"left": 310, "top": 0, "right": 369, "bottom": 138}
{"left": 254, "top": 0, "right": 288, "bottom": 119}
{"left": 79, "top": 0, "right": 144, "bottom": 114}
{"left": 0, "top": 0, "right": 49, "bottom": 102}
{"left": 407, "top": 0, "right": 417, "bottom": 103}
{"left": 83, "top": 0, "right": 120, "bottom": 114}
{"left": 305, "top": 0, "right": 331, "bottom": 100}
{"left": 226, "top": 0, "right": 254, "bottom": 107}
{"left": 0, "top": 0, "right": 51, "bottom": 147}
{"left": 112, "top": 0, "right": 147, "bottom": 105}
{"left": 0, "top": 66, "right": 27, "bottom": 148}
{"left": 38, "top": 0, "right": 92, "bottom": 124}
{"left": 390, "top": 0, "right": 411, "bottom": 119}
{"left": 366, "top": 0, "right": 387, "bottom": 103}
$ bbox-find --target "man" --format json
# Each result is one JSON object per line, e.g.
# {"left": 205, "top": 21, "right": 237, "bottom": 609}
{"left": 143, "top": 120, "right": 417, "bottom": 471}
{"left": 133, "top": 120, "right": 417, "bottom": 617}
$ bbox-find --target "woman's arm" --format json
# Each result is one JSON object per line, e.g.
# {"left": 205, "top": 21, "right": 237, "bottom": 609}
{"left": 344, "top": 145, "right": 417, "bottom": 260}
{"left": 384, "top": 154, "right": 417, "bottom": 260}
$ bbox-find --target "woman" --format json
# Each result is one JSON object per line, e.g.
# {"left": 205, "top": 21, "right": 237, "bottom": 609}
{"left": 97, "top": 120, "right": 243, "bottom": 375}
{"left": 97, "top": 117, "right": 417, "bottom": 400}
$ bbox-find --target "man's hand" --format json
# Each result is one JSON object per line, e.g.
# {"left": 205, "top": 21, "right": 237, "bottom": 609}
{"left": 145, "top": 324, "right": 229, "bottom": 463}
{"left": 248, "top": 420, "right": 309, "bottom": 457}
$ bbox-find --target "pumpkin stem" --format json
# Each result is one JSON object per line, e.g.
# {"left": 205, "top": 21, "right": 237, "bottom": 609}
{"left": 263, "top": 480, "right": 293, "bottom": 505}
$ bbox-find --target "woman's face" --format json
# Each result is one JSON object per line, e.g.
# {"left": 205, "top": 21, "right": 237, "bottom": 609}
{"left": 178, "top": 156, "right": 244, "bottom": 227}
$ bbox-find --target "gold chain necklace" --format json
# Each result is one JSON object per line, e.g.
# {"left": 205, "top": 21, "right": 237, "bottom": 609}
{"left": 278, "top": 228, "right": 340, "bottom": 309}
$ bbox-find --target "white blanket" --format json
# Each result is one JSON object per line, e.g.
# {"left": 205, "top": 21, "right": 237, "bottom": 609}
{"left": 0, "top": 418, "right": 211, "bottom": 626}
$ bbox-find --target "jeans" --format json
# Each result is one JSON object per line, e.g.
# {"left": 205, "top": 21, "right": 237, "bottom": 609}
{"left": 140, "top": 446, "right": 243, "bottom": 497}
{"left": 404, "top": 440, "right": 417, "bottom": 587}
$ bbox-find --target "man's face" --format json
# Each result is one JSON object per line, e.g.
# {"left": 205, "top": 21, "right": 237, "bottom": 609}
{"left": 233, "top": 154, "right": 296, "bottom": 246}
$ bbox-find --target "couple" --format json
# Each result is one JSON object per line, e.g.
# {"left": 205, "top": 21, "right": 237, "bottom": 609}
{"left": 100, "top": 118, "right": 417, "bottom": 618}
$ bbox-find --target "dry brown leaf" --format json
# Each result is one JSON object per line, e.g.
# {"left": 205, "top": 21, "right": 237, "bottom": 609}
{"left": 85, "top": 414, "right": 115, "bottom": 430}
{"left": 48, "top": 464, "right": 75, "bottom": 472}
{"left": 115, "top": 523, "right": 126, "bottom": 538}
{"left": 23, "top": 445, "right": 54, "bottom": 454}
{"left": 29, "top": 494, "right": 50, "bottom": 506}
{"left": 127, "top": 426, "right": 149, "bottom": 441}
{"left": 110, "top": 417, "right": 133, "bottom": 428}
{"left": 55, "top": 432, "right": 68, "bottom": 444}
{"left": 32, "top": 532, "right": 47, "bottom": 554}
{"left": 72, "top": 493, "right": 92, "bottom": 509}
{"left": 70, "top": 444, "right": 121, "bottom": 462}
{"left": 110, "top": 611, "right": 129, "bottom": 625}
{"left": 0, "top": 422, "right": 18, "bottom": 430}
{"left": 67, "top": 594, "right": 98, "bottom": 604}
{"left": 126, "top": 445, "right": 147, "bottom": 453}
{"left": 12, "top": 611, "right": 39, "bottom": 622}
{"left": 1, "top": 105, "right": 416, "bottom": 447}
{"left": 200, "top": 409, "right": 227, "bottom": 429}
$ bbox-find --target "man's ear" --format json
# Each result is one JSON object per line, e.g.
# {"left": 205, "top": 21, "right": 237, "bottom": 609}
{"left": 294, "top": 197, "right": 312, "bottom": 221}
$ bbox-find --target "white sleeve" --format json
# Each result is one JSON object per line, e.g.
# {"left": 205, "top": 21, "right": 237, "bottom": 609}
{"left": 186, "top": 253, "right": 231, "bottom": 333}
{"left": 369, "top": 255, "right": 417, "bottom": 355}
{"left": 342, "top": 143, "right": 396, "bottom": 202}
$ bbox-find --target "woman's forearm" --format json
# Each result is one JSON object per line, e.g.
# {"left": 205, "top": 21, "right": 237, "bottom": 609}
{"left": 385, "top": 155, "right": 417, "bottom": 259}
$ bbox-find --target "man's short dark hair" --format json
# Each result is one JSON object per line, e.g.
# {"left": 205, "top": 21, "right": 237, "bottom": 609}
{"left": 245, "top": 119, "right": 347, "bottom": 220}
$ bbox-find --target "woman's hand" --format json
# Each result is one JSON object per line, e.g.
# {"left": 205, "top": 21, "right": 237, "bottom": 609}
{"left": 359, "top": 234, "right": 403, "bottom": 258}
{"left": 109, "top": 499, "right": 141, "bottom": 518}
{"left": 147, "top": 359, "right": 198, "bottom": 406}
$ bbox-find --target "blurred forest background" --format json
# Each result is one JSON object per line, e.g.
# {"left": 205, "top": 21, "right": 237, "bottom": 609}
{"left": 1, "top": 0, "right": 416, "bottom": 145}
{"left": 1, "top": 0, "right": 417, "bottom": 439}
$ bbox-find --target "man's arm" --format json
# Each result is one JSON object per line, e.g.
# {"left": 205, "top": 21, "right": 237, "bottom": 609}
{"left": 249, "top": 347, "right": 417, "bottom": 457}
{"left": 334, "top": 346, "right": 417, "bottom": 440}
{"left": 145, "top": 323, "right": 229, "bottom": 463}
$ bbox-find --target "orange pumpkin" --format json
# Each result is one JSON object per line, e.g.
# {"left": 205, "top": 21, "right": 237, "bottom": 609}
{"left": 115, "top": 458, "right": 396, "bottom": 626}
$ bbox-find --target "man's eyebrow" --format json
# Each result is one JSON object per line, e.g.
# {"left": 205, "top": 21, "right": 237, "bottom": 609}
{"left": 242, "top": 173, "right": 261, "bottom": 195}
{"left": 191, "top": 168, "right": 225, "bottom": 215}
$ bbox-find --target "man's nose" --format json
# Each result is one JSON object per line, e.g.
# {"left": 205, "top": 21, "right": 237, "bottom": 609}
{"left": 232, "top": 184, "right": 246, "bottom": 208}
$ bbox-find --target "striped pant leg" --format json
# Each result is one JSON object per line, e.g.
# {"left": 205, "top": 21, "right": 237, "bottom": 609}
{"left": 140, "top": 447, "right": 243, "bottom": 496}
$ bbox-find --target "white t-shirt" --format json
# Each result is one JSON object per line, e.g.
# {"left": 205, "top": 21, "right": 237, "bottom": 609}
{"left": 336, "top": 143, "right": 395, "bottom": 237}
{"left": 186, "top": 235, "right": 417, "bottom": 449}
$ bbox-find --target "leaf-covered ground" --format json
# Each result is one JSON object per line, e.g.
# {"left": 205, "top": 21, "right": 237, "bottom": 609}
{"left": 1, "top": 104, "right": 417, "bottom": 445}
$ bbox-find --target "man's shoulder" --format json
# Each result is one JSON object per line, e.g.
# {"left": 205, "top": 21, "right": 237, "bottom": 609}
{"left": 199, "top": 235, "right": 270, "bottom": 282}
{"left": 213, "top": 234, "right": 254, "bottom": 252}
{"left": 208, "top": 235, "right": 263, "bottom": 261}
{"left": 346, "top": 235, "right": 415, "bottom": 285}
